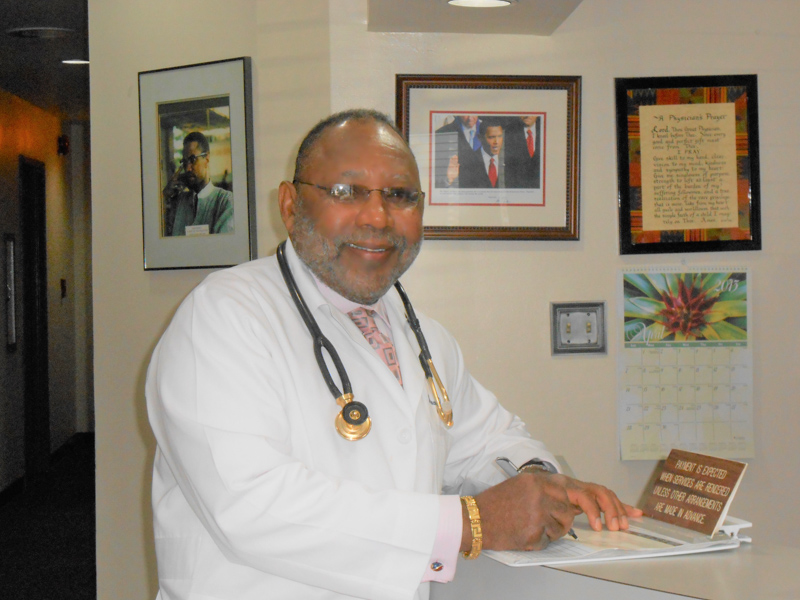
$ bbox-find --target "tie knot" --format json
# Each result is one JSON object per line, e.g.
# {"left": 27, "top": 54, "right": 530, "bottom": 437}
{"left": 348, "top": 307, "right": 375, "bottom": 329}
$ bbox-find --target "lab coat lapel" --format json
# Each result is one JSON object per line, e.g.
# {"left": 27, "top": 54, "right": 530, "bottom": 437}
{"left": 385, "top": 291, "right": 425, "bottom": 420}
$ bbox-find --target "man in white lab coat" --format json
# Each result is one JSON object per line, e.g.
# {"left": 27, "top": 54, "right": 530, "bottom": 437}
{"left": 146, "top": 109, "right": 640, "bottom": 600}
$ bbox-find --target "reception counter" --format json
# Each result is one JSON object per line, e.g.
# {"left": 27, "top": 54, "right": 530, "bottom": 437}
{"left": 431, "top": 543, "right": 800, "bottom": 600}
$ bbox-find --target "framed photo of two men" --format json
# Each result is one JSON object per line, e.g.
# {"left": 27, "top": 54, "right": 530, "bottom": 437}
{"left": 139, "top": 57, "right": 257, "bottom": 270}
{"left": 396, "top": 74, "right": 581, "bottom": 240}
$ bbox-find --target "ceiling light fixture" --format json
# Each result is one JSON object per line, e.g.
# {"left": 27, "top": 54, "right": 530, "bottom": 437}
{"left": 447, "top": 0, "right": 516, "bottom": 7}
{"left": 6, "top": 26, "right": 74, "bottom": 39}
{"left": 62, "top": 59, "right": 90, "bottom": 65}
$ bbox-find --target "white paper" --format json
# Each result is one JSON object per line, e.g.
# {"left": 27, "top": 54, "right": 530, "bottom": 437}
{"left": 485, "top": 515, "right": 745, "bottom": 568}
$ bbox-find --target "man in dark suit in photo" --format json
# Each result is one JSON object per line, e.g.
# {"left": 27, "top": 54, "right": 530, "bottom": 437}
{"left": 505, "top": 114, "right": 542, "bottom": 189}
{"left": 458, "top": 118, "right": 506, "bottom": 189}
{"left": 434, "top": 114, "right": 482, "bottom": 188}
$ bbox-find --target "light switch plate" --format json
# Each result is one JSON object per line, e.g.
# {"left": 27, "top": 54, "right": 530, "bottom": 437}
{"left": 550, "top": 301, "right": 606, "bottom": 355}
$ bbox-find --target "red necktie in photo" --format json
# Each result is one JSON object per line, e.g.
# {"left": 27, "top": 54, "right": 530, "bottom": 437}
{"left": 488, "top": 157, "right": 498, "bottom": 187}
{"left": 526, "top": 129, "right": 535, "bottom": 157}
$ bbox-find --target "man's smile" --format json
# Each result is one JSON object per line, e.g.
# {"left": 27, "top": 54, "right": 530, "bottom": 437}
{"left": 345, "top": 243, "right": 390, "bottom": 253}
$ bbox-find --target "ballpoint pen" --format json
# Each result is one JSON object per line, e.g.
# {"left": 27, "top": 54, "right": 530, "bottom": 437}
{"left": 495, "top": 457, "right": 578, "bottom": 540}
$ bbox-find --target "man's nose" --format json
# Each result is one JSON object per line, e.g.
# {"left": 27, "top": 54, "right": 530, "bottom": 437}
{"left": 354, "top": 190, "right": 391, "bottom": 229}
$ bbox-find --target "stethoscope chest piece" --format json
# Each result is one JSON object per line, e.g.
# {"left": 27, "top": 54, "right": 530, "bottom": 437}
{"left": 335, "top": 393, "right": 372, "bottom": 441}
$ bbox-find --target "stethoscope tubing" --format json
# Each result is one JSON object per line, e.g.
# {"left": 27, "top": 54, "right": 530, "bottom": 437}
{"left": 276, "top": 240, "right": 452, "bottom": 438}
{"left": 277, "top": 242, "right": 352, "bottom": 401}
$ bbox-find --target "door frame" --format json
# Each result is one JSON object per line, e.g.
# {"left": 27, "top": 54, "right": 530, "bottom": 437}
{"left": 19, "top": 155, "right": 50, "bottom": 484}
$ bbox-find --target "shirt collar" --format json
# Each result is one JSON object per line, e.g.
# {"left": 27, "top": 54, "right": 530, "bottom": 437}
{"left": 481, "top": 148, "right": 499, "bottom": 168}
{"left": 197, "top": 181, "right": 215, "bottom": 199}
{"left": 306, "top": 261, "right": 392, "bottom": 328}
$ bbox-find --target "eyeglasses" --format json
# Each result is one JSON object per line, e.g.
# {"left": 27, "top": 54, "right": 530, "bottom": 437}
{"left": 294, "top": 180, "right": 424, "bottom": 209}
{"left": 181, "top": 152, "right": 208, "bottom": 167}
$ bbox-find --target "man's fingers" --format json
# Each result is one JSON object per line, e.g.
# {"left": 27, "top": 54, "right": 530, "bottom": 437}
{"left": 527, "top": 527, "right": 550, "bottom": 551}
{"left": 566, "top": 479, "right": 638, "bottom": 531}
{"left": 624, "top": 503, "right": 644, "bottom": 519}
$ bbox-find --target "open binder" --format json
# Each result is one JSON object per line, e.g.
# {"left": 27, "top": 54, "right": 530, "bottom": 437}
{"left": 485, "top": 514, "right": 751, "bottom": 568}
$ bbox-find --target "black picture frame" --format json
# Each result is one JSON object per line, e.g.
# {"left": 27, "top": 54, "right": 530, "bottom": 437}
{"left": 615, "top": 74, "right": 761, "bottom": 255}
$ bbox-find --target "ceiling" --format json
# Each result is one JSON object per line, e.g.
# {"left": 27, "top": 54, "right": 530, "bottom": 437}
{"left": 0, "top": 0, "right": 580, "bottom": 123}
{"left": 368, "top": 0, "right": 583, "bottom": 35}
{"left": 0, "top": 0, "right": 89, "bottom": 121}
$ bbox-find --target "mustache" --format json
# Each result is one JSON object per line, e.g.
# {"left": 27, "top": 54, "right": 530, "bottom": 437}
{"left": 332, "top": 228, "right": 409, "bottom": 252}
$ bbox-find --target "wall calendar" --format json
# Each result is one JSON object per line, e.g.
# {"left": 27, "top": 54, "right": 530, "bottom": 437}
{"left": 618, "top": 267, "right": 754, "bottom": 460}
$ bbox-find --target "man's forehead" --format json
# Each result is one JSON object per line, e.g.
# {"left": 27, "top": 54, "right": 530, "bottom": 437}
{"left": 307, "top": 120, "right": 418, "bottom": 174}
{"left": 317, "top": 119, "right": 402, "bottom": 147}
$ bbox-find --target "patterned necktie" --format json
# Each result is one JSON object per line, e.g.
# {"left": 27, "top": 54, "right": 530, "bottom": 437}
{"left": 488, "top": 157, "right": 498, "bottom": 187}
{"left": 526, "top": 129, "right": 535, "bottom": 157}
{"left": 348, "top": 308, "right": 403, "bottom": 385}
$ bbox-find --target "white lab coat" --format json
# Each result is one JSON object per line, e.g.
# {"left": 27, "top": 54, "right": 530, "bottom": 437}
{"left": 146, "top": 240, "right": 556, "bottom": 600}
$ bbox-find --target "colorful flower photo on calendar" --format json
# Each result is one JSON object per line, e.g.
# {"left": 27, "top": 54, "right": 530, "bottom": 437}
{"left": 623, "top": 272, "right": 747, "bottom": 346}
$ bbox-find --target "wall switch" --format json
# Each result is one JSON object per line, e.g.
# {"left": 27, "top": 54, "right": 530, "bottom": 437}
{"left": 550, "top": 301, "right": 606, "bottom": 355}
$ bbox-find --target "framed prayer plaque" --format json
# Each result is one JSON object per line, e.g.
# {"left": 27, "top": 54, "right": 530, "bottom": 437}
{"left": 139, "top": 57, "right": 257, "bottom": 270}
{"left": 396, "top": 74, "right": 581, "bottom": 240}
{"left": 615, "top": 75, "right": 761, "bottom": 255}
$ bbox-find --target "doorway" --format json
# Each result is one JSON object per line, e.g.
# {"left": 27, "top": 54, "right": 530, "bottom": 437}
{"left": 18, "top": 156, "right": 50, "bottom": 484}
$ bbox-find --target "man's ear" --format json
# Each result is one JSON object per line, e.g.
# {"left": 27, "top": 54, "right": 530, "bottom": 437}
{"left": 278, "top": 180, "right": 298, "bottom": 235}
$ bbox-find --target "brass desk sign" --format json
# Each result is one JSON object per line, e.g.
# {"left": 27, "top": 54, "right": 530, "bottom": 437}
{"left": 643, "top": 449, "right": 747, "bottom": 536}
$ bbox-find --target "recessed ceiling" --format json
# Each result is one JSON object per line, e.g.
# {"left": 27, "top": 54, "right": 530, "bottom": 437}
{"left": 0, "top": 0, "right": 89, "bottom": 121}
{"left": 368, "top": 0, "right": 583, "bottom": 35}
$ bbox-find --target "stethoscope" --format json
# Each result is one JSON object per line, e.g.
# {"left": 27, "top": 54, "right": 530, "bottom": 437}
{"left": 276, "top": 241, "right": 453, "bottom": 441}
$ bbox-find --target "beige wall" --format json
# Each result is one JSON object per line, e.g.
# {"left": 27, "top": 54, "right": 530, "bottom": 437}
{"left": 89, "top": 1, "right": 331, "bottom": 597}
{"left": 91, "top": 0, "right": 800, "bottom": 597}
{"left": 327, "top": 0, "right": 800, "bottom": 546}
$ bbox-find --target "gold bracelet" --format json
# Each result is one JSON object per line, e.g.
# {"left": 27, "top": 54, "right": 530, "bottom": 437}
{"left": 461, "top": 496, "right": 482, "bottom": 560}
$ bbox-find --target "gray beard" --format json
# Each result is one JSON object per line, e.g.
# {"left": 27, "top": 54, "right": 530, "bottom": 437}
{"left": 291, "top": 207, "right": 421, "bottom": 305}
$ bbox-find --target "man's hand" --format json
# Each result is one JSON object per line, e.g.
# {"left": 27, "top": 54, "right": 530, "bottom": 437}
{"left": 446, "top": 154, "right": 460, "bottom": 185}
{"left": 560, "top": 475, "right": 643, "bottom": 533}
{"left": 162, "top": 168, "right": 187, "bottom": 203}
{"left": 462, "top": 471, "right": 643, "bottom": 552}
